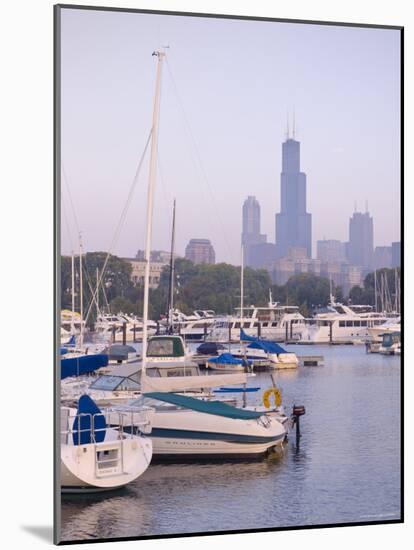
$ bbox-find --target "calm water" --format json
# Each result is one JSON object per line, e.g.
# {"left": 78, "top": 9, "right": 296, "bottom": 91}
{"left": 60, "top": 345, "right": 401, "bottom": 542}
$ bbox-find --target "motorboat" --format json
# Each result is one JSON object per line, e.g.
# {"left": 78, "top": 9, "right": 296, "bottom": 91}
{"left": 207, "top": 302, "right": 306, "bottom": 343}
{"left": 231, "top": 331, "right": 299, "bottom": 370}
{"left": 368, "top": 317, "right": 401, "bottom": 343}
{"left": 207, "top": 353, "right": 248, "bottom": 372}
{"left": 299, "top": 296, "right": 388, "bottom": 344}
{"left": 60, "top": 394, "right": 153, "bottom": 492}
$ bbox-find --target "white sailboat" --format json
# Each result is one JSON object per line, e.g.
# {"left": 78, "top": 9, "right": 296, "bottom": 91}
{"left": 60, "top": 394, "right": 153, "bottom": 492}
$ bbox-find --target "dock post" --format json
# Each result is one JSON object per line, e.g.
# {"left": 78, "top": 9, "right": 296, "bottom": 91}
{"left": 329, "top": 321, "right": 333, "bottom": 344}
{"left": 122, "top": 322, "right": 127, "bottom": 346}
{"left": 204, "top": 322, "right": 207, "bottom": 341}
{"left": 112, "top": 325, "right": 116, "bottom": 343}
{"left": 133, "top": 324, "right": 136, "bottom": 343}
{"left": 290, "top": 320, "right": 293, "bottom": 340}
{"left": 285, "top": 322, "right": 288, "bottom": 342}
{"left": 257, "top": 322, "right": 261, "bottom": 338}
{"left": 292, "top": 405, "right": 306, "bottom": 448}
{"left": 228, "top": 323, "right": 232, "bottom": 343}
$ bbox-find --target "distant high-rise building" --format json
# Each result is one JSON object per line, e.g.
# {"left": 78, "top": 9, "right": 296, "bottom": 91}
{"left": 248, "top": 243, "right": 277, "bottom": 269}
{"left": 347, "top": 211, "right": 374, "bottom": 269}
{"left": 317, "top": 240, "right": 347, "bottom": 263}
{"left": 185, "top": 239, "right": 215, "bottom": 265}
{"left": 373, "top": 246, "right": 392, "bottom": 269}
{"left": 241, "top": 196, "right": 267, "bottom": 266}
{"left": 275, "top": 132, "right": 312, "bottom": 258}
{"left": 391, "top": 241, "right": 401, "bottom": 267}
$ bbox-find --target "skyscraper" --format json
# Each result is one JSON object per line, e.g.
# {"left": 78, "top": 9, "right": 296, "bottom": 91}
{"left": 275, "top": 132, "right": 312, "bottom": 258}
{"left": 241, "top": 196, "right": 266, "bottom": 266}
{"left": 347, "top": 211, "right": 374, "bottom": 269}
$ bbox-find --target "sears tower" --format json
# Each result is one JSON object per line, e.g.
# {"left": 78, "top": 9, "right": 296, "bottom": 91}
{"left": 275, "top": 130, "right": 312, "bottom": 258}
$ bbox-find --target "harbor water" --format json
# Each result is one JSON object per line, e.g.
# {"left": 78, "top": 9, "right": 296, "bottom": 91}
{"left": 60, "top": 344, "right": 401, "bottom": 542}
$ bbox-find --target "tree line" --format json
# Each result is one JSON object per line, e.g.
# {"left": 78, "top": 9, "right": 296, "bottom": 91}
{"left": 61, "top": 253, "right": 400, "bottom": 322}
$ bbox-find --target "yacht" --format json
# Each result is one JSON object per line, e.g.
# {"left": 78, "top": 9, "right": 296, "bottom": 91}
{"left": 207, "top": 302, "right": 306, "bottom": 343}
{"left": 368, "top": 317, "right": 401, "bottom": 343}
{"left": 299, "top": 297, "right": 388, "bottom": 344}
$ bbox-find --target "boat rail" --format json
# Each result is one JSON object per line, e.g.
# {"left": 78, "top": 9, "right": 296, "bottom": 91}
{"left": 60, "top": 407, "right": 153, "bottom": 445}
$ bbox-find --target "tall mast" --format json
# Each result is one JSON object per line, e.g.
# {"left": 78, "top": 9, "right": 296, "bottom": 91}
{"left": 79, "top": 233, "right": 84, "bottom": 348}
{"left": 141, "top": 50, "right": 165, "bottom": 375}
{"left": 71, "top": 250, "right": 75, "bottom": 335}
{"left": 96, "top": 267, "right": 99, "bottom": 319}
{"left": 240, "top": 244, "right": 244, "bottom": 324}
{"left": 374, "top": 269, "right": 378, "bottom": 313}
{"left": 168, "top": 199, "right": 176, "bottom": 331}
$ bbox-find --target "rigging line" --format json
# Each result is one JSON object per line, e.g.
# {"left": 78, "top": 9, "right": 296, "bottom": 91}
{"left": 165, "top": 57, "right": 233, "bottom": 260}
{"left": 61, "top": 194, "right": 74, "bottom": 253}
{"left": 61, "top": 163, "right": 81, "bottom": 237}
{"left": 83, "top": 128, "right": 153, "bottom": 325}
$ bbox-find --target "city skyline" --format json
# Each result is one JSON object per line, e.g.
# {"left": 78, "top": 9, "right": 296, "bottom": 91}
{"left": 60, "top": 10, "right": 401, "bottom": 264}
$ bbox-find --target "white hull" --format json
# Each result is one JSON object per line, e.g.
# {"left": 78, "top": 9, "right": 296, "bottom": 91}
{"left": 61, "top": 435, "right": 152, "bottom": 491}
{"left": 152, "top": 436, "right": 284, "bottom": 456}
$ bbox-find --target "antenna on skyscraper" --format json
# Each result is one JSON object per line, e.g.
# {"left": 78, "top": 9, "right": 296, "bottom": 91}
{"left": 354, "top": 201, "right": 357, "bottom": 213}
{"left": 365, "top": 200, "right": 368, "bottom": 213}
{"left": 285, "top": 111, "right": 290, "bottom": 140}
{"left": 293, "top": 109, "right": 296, "bottom": 139}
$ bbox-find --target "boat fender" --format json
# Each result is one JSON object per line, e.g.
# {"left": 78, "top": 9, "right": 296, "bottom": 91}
{"left": 263, "top": 387, "right": 282, "bottom": 408}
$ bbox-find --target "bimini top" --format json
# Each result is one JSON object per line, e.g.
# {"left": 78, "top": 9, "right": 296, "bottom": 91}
{"left": 144, "top": 392, "right": 264, "bottom": 420}
{"left": 208, "top": 353, "right": 244, "bottom": 365}
{"left": 240, "top": 329, "right": 286, "bottom": 354}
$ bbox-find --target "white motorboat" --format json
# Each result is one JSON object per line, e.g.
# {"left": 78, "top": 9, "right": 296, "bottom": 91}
{"left": 299, "top": 297, "right": 388, "bottom": 344}
{"left": 60, "top": 394, "right": 153, "bottom": 492}
{"left": 231, "top": 333, "right": 299, "bottom": 370}
{"left": 208, "top": 303, "right": 306, "bottom": 343}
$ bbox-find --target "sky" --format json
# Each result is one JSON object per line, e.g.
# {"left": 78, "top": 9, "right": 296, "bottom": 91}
{"left": 60, "top": 8, "right": 401, "bottom": 265}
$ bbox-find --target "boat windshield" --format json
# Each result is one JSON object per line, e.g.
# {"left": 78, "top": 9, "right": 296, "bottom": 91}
{"left": 147, "top": 337, "right": 185, "bottom": 357}
{"left": 90, "top": 375, "right": 140, "bottom": 391}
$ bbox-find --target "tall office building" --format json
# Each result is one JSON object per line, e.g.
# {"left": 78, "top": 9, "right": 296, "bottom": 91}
{"left": 347, "top": 211, "right": 374, "bottom": 269}
{"left": 275, "top": 133, "right": 312, "bottom": 258}
{"left": 241, "top": 196, "right": 267, "bottom": 266}
{"left": 185, "top": 239, "right": 216, "bottom": 265}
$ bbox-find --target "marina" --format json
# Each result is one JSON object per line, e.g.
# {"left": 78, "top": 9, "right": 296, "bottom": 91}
{"left": 60, "top": 344, "right": 400, "bottom": 542}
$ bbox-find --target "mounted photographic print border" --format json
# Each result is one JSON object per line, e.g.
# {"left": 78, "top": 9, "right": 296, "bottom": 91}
{"left": 54, "top": 4, "right": 404, "bottom": 544}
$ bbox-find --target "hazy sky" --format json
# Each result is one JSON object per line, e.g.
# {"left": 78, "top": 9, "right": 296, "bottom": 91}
{"left": 60, "top": 8, "right": 401, "bottom": 264}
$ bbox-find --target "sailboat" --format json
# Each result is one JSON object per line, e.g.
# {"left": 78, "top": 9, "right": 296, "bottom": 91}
{"left": 60, "top": 394, "right": 153, "bottom": 492}
{"left": 122, "top": 50, "right": 287, "bottom": 458}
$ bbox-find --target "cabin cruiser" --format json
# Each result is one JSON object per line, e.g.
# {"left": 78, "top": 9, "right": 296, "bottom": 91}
{"left": 115, "top": 369, "right": 288, "bottom": 458}
{"left": 207, "top": 301, "right": 306, "bottom": 343}
{"left": 61, "top": 394, "right": 153, "bottom": 492}
{"left": 299, "top": 297, "right": 388, "bottom": 344}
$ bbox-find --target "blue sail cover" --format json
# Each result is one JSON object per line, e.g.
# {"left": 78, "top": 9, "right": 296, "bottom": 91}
{"left": 208, "top": 353, "right": 244, "bottom": 365}
{"left": 72, "top": 394, "right": 106, "bottom": 445}
{"left": 144, "top": 392, "right": 264, "bottom": 420}
{"left": 240, "top": 329, "right": 287, "bottom": 354}
{"left": 63, "top": 334, "right": 76, "bottom": 347}
{"left": 61, "top": 354, "right": 109, "bottom": 379}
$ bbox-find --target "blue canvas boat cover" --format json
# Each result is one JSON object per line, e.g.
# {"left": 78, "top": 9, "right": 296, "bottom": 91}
{"left": 61, "top": 353, "right": 109, "bottom": 379}
{"left": 208, "top": 353, "right": 244, "bottom": 365}
{"left": 72, "top": 394, "right": 106, "bottom": 445}
{"left": 240, "top": 329, "right": 286, "bottom": 354}
{"left": 144, "top": 392, "right": 264, "bottom": 420}
{"left": 196, "top": 342, "right": 226, "bottom": 355}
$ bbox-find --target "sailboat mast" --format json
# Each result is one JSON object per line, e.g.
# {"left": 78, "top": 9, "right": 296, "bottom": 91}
{"left": 168, "top": 199, "right": 176, "bottom": 331}
{"left": 240, "top": 244, "right": 244, "bottom": 324}
{"left": 141, "top": 50, "right": 165, "bottom": 374}
{"left": 79, "top": 233, "right": 84, "bottom": 348}
{"left": 71, "top": 250, "right": 75, "bottom": 335}
{"left": 374, "top": 269, "right": 378, "bottom": 312}
{"left": 96, "top": 267, "right": 99, "bottom": 319}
